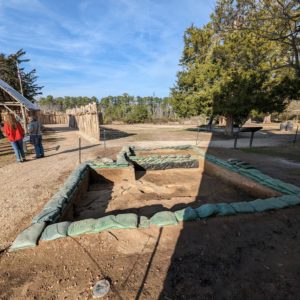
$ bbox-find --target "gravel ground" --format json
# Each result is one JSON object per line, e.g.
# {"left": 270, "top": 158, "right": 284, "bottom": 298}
{"left": 0, "top": 126, "right": 107, "bottom": 250}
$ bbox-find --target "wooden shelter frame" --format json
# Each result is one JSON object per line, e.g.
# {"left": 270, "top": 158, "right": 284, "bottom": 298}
{"left": 0, "top": 79, "right": 39, "bottom": 132}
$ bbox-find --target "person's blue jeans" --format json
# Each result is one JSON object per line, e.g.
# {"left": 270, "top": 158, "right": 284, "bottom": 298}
{"left": 31, "top": 135, "right": 44, "bottom": 158}
{"left": 10, "top": 139, "right": 25, "bottom": 162}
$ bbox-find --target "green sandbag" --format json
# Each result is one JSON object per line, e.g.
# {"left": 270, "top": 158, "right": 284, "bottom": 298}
{"left": 32, "top": 207, "right": 61, "bottom": 224}
{"left": 95, "top": 215, "right": 118, "bottom": 232}
{"left": 279, "top": 195, "right": 300, "bottom": 206}
{"left": 174, "top": 207, "right": 197, "bottom": 222}
{"left": 114, "top": 213, "right": 138, "bottom": 229}
{"left": 249, "top": 198, "right": 278, "bottom": 212}
{"left": 44, "top": 193, "right": 69, "bottom": 210}
{"left": 195, "top": 204, "right": 218, "bottom": 218}
{"left": 67, "top": 219, "right": 97, "bottom": 236}
{"left": 60, "top": 184, "right": 77, "bottom": 197}
{"left": 40, "top": 222, "right": 71, "bottom": 241}
{"left": 139, "top": 216, "right": 150, "bottom": 228}
{"left": 215, "top": 203, "right": 236, "bottom": 216}
{"left": 9, "top": 222, "right": 46, "bottom": 252}
{"left": 231, "top": 202, "right": 255, "bottom": 213}
{"left": 116, "top": 153, "right": 129, "bottom": 165}
{"left": 150, "top": 211, "right": 178, "bottom": 227}
{"left": 264, "top": 197, "right": 289, "bottom": 209}
{"left": 64, "top": 177, "right": 79, "bottom": 192}
{"left": 281, "top": 183, "right": 300, "bottom": 194}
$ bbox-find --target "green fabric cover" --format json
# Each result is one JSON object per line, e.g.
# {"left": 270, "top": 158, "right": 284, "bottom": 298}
{"left": 279, "top": 195, "right": 300, "bottom": 206}
{"left": 32, "top": 207, "right": 61, "bottom": 224}
{"left": 195, "top": 204, "right": 218, "bottom": 218}
{"left": 231, "top": 202, "right": 256, "bottom": 213}
{"left": 150, "top": 211, "right": 178, "bottom": 227}
{"left": 9, "top": 222, "right": 46, "bottom": 252}
{"left": 139, "top": 216, "right": 150, "bottom": 228}
{"left": 215, "top": 203, "right": 236, "bottom": 216}
{"left": 44, "top": 193, "right": 69, "bottom": 210}
{"left": 175, "top": 207, "right": 197, "bottom": 221}
{"left": 95, "top": 215, "right": 118, "bottom": 232}
{"left": 40, "top": 222, "right": 71, "bottom": 241}
{"left": 67, "top": 219, "right": 97, "bottom": 236}
{"left": 115, "top": 213, "right": 138, "bottom": 229}
{"left": 264, "top": 197, "right": 289, "bottom": 209}
{"left": 249, "top": 199, "right": 277, "bottom": 212}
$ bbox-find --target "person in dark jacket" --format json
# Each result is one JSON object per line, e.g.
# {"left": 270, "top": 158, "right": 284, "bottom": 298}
{"left": 28, "top": 115, "right": 44, "bottom": 159}
{"left": 3, "top": 113, "right": 26, "bottom": 162}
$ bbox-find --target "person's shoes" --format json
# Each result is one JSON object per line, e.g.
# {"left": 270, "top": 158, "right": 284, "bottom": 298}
{"left": 41, "top": 155, "right": 44, "bottom": 158}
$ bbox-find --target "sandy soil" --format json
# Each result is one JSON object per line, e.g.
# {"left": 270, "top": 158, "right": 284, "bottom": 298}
{"left": 1, "top": 207, "right": 300, "bottom": 299}
{"left": 0, "top": 123, "right": 299, "bottom": 299}
{"left": 101, "top": 123, "right": 296, "bottom": 148}
{"left": 73, "top": 168, "right": 254, "bottom": 221}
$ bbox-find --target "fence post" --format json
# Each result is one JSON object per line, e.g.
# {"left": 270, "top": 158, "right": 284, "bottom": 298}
{"left": 78, "top": 137, "right": 81, "bottom": 164}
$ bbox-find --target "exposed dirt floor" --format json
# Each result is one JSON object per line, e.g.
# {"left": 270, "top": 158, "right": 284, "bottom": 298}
{"left": 73, "top": 168, "right": 254, "bottom": 221}
{"left": 0, "top": 123, "right": 300, "bottom": 299}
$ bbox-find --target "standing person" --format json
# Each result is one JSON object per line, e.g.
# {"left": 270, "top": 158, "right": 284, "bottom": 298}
{"left": 3, "top": 113, "right": 26, "bottom": 162}
{"left": 28, "top": 115, "right": 44, "bottom": 159}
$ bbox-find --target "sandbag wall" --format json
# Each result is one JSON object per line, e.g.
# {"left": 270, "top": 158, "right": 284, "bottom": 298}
{"left": 9, "top": 163, "right": 90, "bottom": 251}
{"left": 9, "top": 145, "right": 300, "bottom": 252}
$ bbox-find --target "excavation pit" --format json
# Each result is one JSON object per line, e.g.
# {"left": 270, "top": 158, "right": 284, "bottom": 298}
{"left": 61, "top": 146, "right": 279, "bottom": 222}
{"left": 10, "top": 145, "right": 300, "bottom": 251}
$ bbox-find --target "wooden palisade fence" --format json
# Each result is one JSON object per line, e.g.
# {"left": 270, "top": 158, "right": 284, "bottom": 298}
{"left": 67, "top": 103, "right": 101, "bottom": 142}
{"left": 40, "top": 111, "right": 68, "bottom": 124}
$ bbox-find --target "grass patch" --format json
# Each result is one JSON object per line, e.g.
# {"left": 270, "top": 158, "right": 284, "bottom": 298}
{"left": 241, "top": 145, "right": 300, "bottom": 163}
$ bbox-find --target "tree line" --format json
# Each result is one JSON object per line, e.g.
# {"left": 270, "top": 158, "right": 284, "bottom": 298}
{"left": 172, "top": 0, "right": 299, "bottom": 134}
{"left": 37, "top": 94, "right": 176, "bottom": 124}
{"left": 100, "top": 94, "right": 176, "bottom": 123}
{"left": 38, "top": 95, "right": 98, "bottom": 111}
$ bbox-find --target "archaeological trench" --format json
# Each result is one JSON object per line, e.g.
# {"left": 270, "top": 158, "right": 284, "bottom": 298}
{"left": 9, "top": 145, "right": 300, "bottom": 251}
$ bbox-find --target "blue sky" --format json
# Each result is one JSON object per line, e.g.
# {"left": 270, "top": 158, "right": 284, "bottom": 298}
{"left": 0, "top": 0, "right": 214, "bottom": 99}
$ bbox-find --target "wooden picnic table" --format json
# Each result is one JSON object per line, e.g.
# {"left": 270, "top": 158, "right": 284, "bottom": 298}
{"left": 234, "top": 126, "right": 263, "bottom": 149}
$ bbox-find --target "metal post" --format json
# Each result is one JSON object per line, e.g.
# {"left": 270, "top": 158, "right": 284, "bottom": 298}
{"left": 196, "top": 121, "right": 200, "bottom": 145}
{"left": 103, "top": 128, "right": 106, "bottom": 153}
{"left": 293, "top": 126, "right": 299, "bottom": 145}
{"left": 249, "top": 131, "right": 255, "bottom": 148}
{"left": 234, "top": 128, "right": 240, "bottom": 149}
{"left": 79, "top": 137, "right": 81, "bottom": 164}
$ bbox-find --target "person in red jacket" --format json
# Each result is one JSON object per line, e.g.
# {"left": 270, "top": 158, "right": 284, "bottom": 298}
{"left": 3, "top": 113, "right": 26, "bottom": 162}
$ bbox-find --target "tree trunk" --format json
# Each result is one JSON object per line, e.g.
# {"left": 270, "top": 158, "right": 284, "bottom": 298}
{"left": 225, "top": 115, "right": 234, "bottom": 136}
{"left": 263, "top": 114, "right": 271, "bottom": 123}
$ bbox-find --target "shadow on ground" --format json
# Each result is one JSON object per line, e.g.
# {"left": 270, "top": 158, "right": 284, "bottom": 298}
{"left": 156, "top": 130, "right": 300, "bottom": 300}
{"left": 100, "top": 126, "right": 136, "bottom": 141}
